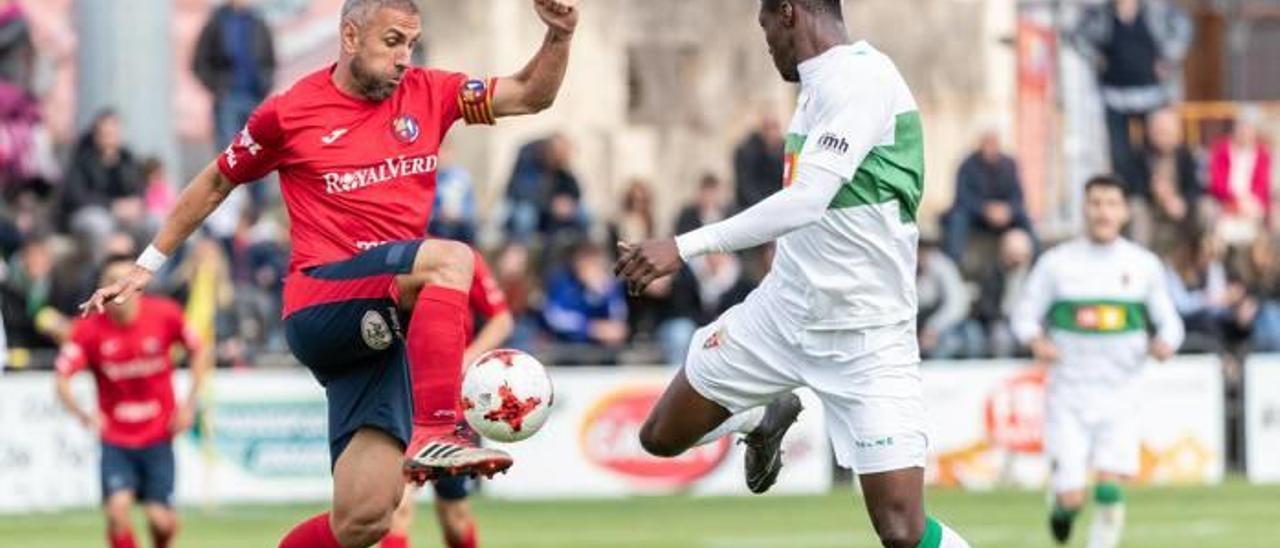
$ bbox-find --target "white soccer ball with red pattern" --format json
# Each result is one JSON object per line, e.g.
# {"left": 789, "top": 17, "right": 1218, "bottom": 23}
{"left": 461, "top": 349, "right": 553, "bottom": 443}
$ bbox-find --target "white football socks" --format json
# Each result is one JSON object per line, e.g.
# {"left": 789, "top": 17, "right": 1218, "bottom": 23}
{"left": 693, "top": 406, "right": 765, "bottom": 446}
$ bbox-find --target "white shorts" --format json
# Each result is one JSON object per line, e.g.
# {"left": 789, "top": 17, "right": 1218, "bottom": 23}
{"left": 683, "top": 289, "right": 927, "bottom": 474}
{"left": 1044, "top": 393, "right": 1140, "bottom": 492}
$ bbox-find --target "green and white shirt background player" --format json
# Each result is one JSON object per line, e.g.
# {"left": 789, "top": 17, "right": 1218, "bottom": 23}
{"left": 616, "top": 1, "right": 969, "bottom": 547}
{"left": 1012, "top": 175, "right": 1185, "bottom": 548}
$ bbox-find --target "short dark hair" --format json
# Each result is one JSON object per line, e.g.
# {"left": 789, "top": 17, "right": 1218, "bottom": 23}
{"left": 98, "top": 253, "right": 138, "bottom": 284}
{"left": 762, "top": 0, "right": 844, "bottom": 18}
{"left": 1084, "top": 174, "right": 1128, "bottom": 198}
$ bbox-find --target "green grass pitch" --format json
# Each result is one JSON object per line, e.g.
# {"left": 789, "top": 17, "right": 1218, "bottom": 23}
{"left": 1, "top": 480, "right": 1271, "bottom": 547}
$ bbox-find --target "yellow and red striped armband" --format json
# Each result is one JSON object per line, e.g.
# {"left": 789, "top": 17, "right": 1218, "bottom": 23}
{"left": 458, "top": 77, "right": 497, "bottom": 126}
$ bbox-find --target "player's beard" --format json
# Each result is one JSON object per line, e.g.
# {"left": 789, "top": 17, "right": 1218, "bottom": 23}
{"left": 349, "top": 56, "right": 401, "bottom": 101}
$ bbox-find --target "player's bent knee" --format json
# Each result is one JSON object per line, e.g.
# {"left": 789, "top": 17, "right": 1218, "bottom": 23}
{"left": 332, "top": 503, "right": 394, "bottom": 547}
{"left": 415, "top": 240, "right": 474, "bottom": 288}
{"left": 868, "top": 505, "right": 924, "bottom": 548}
{"left": 638, "top": 421, "right": 686, "bottom": 458}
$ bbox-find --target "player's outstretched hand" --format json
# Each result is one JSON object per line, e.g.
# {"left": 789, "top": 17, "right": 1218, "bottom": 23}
{"left": 615, "top": 239, "right": 681, "bottom": 296}
{"left": 533, "top": 0, "right": 579, "bottom": 36}
{"left": 1149, "top": 339, "right": 1175, "bottom": 362}
{"left": 79, "top": 265, "right": 154, "bottom": 317}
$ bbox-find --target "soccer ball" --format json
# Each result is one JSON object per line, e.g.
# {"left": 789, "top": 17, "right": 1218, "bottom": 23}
{"left": 461, "top": 349, "right": 553, "bottom": 443}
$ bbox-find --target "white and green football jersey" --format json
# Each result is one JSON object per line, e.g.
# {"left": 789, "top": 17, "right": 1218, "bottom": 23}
{"left": 766, "top": 41, "right": 925, "bottom": 330}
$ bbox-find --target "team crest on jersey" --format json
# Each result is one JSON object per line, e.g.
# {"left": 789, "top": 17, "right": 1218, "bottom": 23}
{"left": 392, "top": 114, "right": 420, "bottom": 144}
{"left": 703, "top": 327, "right": 726, "bottom": 350}
{"left": 361, "top": 310, "right": 394, "bottom": 351}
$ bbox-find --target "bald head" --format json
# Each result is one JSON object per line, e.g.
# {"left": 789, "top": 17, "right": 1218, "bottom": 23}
{"left": 342, "top": 0, "right": 420, "bottom": 25}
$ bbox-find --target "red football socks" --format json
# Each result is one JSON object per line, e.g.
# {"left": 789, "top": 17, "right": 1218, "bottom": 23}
{"left": 108, "top": 529, "right": 138, "bottom": 548}
{"left": 380, "top": 531, "right": 409, "bottom": 548}
{"left": 278, "top": 513, "right": 342, "bottom": 548}
{"left": 407, "top": 286, "right": 469, "bottom": 430}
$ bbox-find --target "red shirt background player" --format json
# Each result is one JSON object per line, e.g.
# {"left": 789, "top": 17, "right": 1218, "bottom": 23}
{"left": 56, "top": 255, "right": 213, "bottom": 548}
{"left": 80, "top": 2, "right": 577, "bottom": 547}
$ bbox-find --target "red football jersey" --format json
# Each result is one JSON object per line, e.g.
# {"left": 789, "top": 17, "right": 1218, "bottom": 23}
{"left": 55, "top": 297, "right": 202, "bottom": 448}
{"left": 217, "top": 65, "right": 494, "bottom": 313}
{"left": 466, "top": 249, "right": 510, "bottom": 342}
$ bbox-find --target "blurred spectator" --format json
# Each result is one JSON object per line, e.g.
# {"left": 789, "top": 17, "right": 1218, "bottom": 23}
{"left": 675, "top": 173, "right": 731, "bottom": 234}
{"left": 193, "top": 0, "right": 276, "bottom": 150}
{"left": 942, "top": 130, "right": 1038, "bottom": 264}
{"left": 61, "top": 110, "right": 144, "bottom": 262}
{"left": 1072, "top": 0, "right": 1192, "bottom": 186}
{"left": 658, "top": 253, "right": 755, "bottom": 366}
{"left": 168, "top": 237, "right": 238, "bottom": 367}
{"left": 1241, "top": 234, "right": 1280, "bottom": 352}
{"left": 609, "top": 179, "right": 656, "bottom": 253}
{"left": 0, "top": 0, "right": 34, "bottom": 91}
{"left": 1209, "top": 112, "right": 1272, "bottom": 246}
{"left": 1163, "top": 228, "right": 1254, "bottom": 353}
{"left": 492, "top": 242, "right": 540, "bottom": 352}
{"left": 1128, "top": 107, "right": 1204, "bottom": 253}
{"left": 974, "top": 229, "right": 1035, "bottom": 358}
{"left": 142, "top": 157, "right": 177, "bottom": 233}
{"left": 503, "top": 134, "right": 589, "bottom": 245}
{"left": 227, "top": 208, "right": 287, "bottom": 356}
{"left": 542, "top": 242, "right": 627, "bottom": 349}
{"left": 428, "top": 144, "right": 477, "bottom": 244}
{"left": 0, "top": 234, "right": 82, "bottom": 349}
{"left": 917, "top": 240, "right": 977, "bottom": 359}
{"left": 733, "top": 113, "right": 784, "bottom": 211}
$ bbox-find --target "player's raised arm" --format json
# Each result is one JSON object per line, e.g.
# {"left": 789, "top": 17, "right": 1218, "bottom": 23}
{"left": 80, "top": 163, "right": 236, "bottom": 315}
{"left": 490, "top": 0, "right": 578, "bottom": 117}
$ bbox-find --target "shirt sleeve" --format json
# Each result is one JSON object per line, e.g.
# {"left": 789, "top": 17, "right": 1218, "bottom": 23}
{"left": 54, "top": 320, "right": 93, "bottom": 377}
{"left": 468, "top": 252, "right": 509, "bottom": 319}
{"left": 217, "top": 95, "right": 286, "bottom": 184}
{"left": 675, "top": 73, "right": 892, "bottom": 261}
{"left": 424, "top": 69, "right": 495, "bottom": 131}
{"left": 1146, "top": 256, "right": 1186, "bottom": 350}
{"left": 167, "top": 301, "right": 204, "bottom": 355}
{"left": 1011, "top": 253, "right": 1056, "bottom": 344}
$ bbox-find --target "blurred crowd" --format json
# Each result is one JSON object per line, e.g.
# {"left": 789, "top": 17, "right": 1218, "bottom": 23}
{"left": 0, "top": 0, "right": 1276, "bottom": 373}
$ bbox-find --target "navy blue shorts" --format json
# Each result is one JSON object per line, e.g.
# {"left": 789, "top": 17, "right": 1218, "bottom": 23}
{"left": 283, "top": 241, "right": 424, "bottom": 465}
{"left": 434, "top": 474, "right": 471, "bottom": 501}
{"left": 101, "top": 441, "right": 175, "bottom": 507}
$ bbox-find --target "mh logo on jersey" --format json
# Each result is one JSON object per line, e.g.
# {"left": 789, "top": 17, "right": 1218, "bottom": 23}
{"left": 817, "top": 132, "right": 849, "bottom": 155}
{"left": 392, "top": 114, "right": 420, "bottom": 144}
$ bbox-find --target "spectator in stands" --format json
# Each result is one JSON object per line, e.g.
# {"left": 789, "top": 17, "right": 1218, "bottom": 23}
{"left": 658, "top": 252, "right": 755, "bottom": 366}
{"left": 1209, "top": 111, "right": 1272, "bottom": 246}
{"left": 142, "top": 157, "right": 177, "bottom": 235}
{"left": 504, "top": 133, "right": 589, "bottom": 244}
{"left": 1072, "top": 0, "right": 1192, "bottom": 188}
{"left": 193, "top": 0, "right": 276, "bottom": 151}
{"left": 1129, "top": 107, "right": 1204, "bottom": 253}
{"left": 975, "top": 229, "right": 1035, "bottom": 358}
{"left": 1, "top": 234, "right": 80, "bottom": 350}
{"left": 942, "top": 129, "right": 1037, "bottom": 264}
{"left": 61, "top": 110, "right": 144, "bottom": 262}
{"left": 609, "top": 180, "right": 669, "bottom": 343}
{"left": 1242, "top": 233, "right": 1280, "bottom": 352}
{"left": 0, "top": 0, "right": 34, "bottom": 92}
{"left": 428, "top": 144, "right": 477, "bottom": 244}
{"left": 674, "top": 173, "right": 731, "bottom": 234}
{"left": 1163, "top": 227, "right": 1254, "bottom": 353}
{"left": 917, "top": 239, "right": 977, "bottom": 359}
{"left": 492, "top": 242, "right": 540, "bottom": 352}
{"left": 733, "top": 112, "right": 784, "bottom": 211}
{"left": 542, "top": 241, "right": 628, "bottom": 349}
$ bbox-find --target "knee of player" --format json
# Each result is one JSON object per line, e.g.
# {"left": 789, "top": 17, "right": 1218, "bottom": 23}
{"left": 415, "top": 240, "right": 474, "bottom": 287}
{"left": 149, "top": 515, "right": 179, "bottom": 538}
{"left": 637, "top": 425, "right": 683, "bottom": 458}
{"left": 869, "top": 507, "right": 924, "bottom": 548}
{"left": 332, "top": 503, "right": 394, "bottom": 546}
